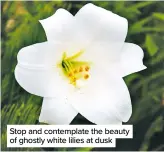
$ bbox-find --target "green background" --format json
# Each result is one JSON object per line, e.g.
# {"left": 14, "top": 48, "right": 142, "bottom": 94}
{"left": 1, "top": 1, "right": 164, "bottom": 151}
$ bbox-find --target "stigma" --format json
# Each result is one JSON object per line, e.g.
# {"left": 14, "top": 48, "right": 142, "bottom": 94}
{"left": 58, "top": 51, "right": 91, "bottom": 86}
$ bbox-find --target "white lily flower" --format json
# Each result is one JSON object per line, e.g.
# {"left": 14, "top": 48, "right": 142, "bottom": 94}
{"left": 15, "top": 4, "right": 147, "bottom": 125}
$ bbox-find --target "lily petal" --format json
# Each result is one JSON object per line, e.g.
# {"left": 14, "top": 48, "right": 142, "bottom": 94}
{"left": 73, "top": 3, "right": 128, "bottom": 58}
{"left": 120, "top": 43, "right": 147, "bottom": 77}
{"left": 15, "top": 42, "right": 72, "bottom": 97}
{"left": 39, "top": 97, "right": 78, "bottom": 124}
{"left": 39, "top": 8, "right": 73, "bottom": 42}
{"left": 68, "top": 70, "right": 131, "bottom": 124}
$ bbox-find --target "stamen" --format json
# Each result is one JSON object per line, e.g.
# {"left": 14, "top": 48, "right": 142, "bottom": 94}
{"left": 59, "top": 51, "right": 91, "bottom": 86}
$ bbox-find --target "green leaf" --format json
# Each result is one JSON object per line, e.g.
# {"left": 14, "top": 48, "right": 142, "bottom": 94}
{"left": 124, "top": 73, "right": 141, "bottom": 85}
{"left": 139, "top": 116, "right": 164, "bottom": 151}
{"left": 129, "top": 1, "right": 155, "bottom": 9}
{"left": 153, "top": 12, "right": 164, "bottom": 21}
{"left": 129, "top": 17, "right": 152, "bottom": 34}
{"left": 75, "top": 147, "right": 93, "bottom": 151}
{"left": 145, "top": 34, "right": 158, "bottom": 56}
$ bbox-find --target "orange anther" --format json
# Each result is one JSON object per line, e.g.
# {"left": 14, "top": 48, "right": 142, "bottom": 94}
{"left": 72, "top": 76, "right": 76, "bottom": 81}
{"left": 79, "top": 67, "right": 83, "bottom": 72}
{"left": 84, "top": 74, "right": 89, "bottom": 79}
{"left": 70, "top": 77, "right": 76, "bottom": 85}
{"left": 85, "top": 66, "right": 90, "bottom": 71}
{"left": 68, "top": 72, "right": 73, "bottom": 77}
{"left": 74, "top": 69, "right": 77, "bottom": 74}
{"left": 72, "top": 77, "right": 76, "bottom": 85}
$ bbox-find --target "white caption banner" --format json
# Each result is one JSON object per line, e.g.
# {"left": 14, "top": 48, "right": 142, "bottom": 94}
{"left": 7, "top": 125, "right": 133, "bottom": 147}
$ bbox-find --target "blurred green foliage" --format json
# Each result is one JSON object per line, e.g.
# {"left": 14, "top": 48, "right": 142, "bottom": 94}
{"left": 1, "top": 1, "right": 164, "bottom": 151}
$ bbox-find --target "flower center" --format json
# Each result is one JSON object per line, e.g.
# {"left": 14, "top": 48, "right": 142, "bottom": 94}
{"left": 58, "top": 50, "right": 91, "bottom": 86}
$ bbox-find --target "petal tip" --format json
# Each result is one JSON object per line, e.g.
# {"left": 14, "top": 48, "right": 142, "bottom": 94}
{"left": 39, "top": 8, "right": 69, "bottom": 24}
{"left": 38, "top": 19, "right": 43, "bottom": 24}
{"left": 78, "top": 3, "right": 95, "bottom": 12}
{"left": 85, "top": 3, "right": 94, "bottom": 7}
{"left": 141, "top": 65, "right": 147, "bottom": 71}
{"left": 122, "top": 109, "right": 132, "bottom": 123}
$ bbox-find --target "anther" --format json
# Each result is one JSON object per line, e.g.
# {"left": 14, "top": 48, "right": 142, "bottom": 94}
{"left": 68, "top": 72, "right": 73, "bottom": 77}
{"left": 84, "top": 74, "right": 89, "bottom": 79}
{"left": 74, "top": 69, "right": 77, "bottom": 74}
{"left": 79, "top": 67, "right": 83, "bottom": 72}
{"left": 73, "top": 78, "right": 76, "bottom": 82}
{"left": 85, "top": 66, "right": 90, "bottom": 71}
{"left": 71, "top": 77, "right": 76, "bottom": 85}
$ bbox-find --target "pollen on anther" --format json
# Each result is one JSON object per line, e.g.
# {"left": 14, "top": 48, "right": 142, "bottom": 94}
{"left": 79, "top": 67, "right": 83, "bottom": 72}
{"left": 68, "top": 72, "right": 73, "bottom": 77}
{"left": 85, "top": 66, "right": 90, "bottom": 71}
{"left": 72, "top": 77, "right": 77, "bottom": 84}
{"left": 84, "top": 74, "right": 89, "bottom": 79}
{"left": 74, "top": 69, "right": 77, "bottom": 74}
